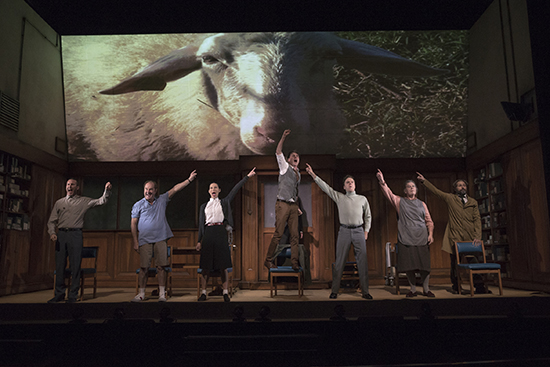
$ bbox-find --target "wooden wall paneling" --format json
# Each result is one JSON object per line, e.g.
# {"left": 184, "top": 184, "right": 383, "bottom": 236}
{"left": 241, "top": 175, "right": 259, "bottom": 285}
{"left": 28, "top": 165, "right": 66, "bottom": 287}
{"left": 114, "top": 232, "right": 137, "bottom": 285}
{"left": 82, "top": 232, "right": 115, "bottom": 284}
{"left": 312, "top": 169, "right": 336, "bottom": 283}
{"left": 521, "top": 141, "right": 550, "bottom": 282}
{"left": 504, "top": 140, "right": 550, "bottom": 284}
{"left": 169, "top": 230, "right": 199, "bottom": 287}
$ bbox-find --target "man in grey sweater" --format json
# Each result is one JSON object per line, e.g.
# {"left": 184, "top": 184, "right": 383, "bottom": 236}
{"left": 306, "top": 164, "right": 373, "bottom": 299}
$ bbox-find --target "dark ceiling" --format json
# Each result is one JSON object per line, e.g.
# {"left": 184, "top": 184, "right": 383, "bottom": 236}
{"left": 24, "top": 0, "right": 494, "bottom": 35}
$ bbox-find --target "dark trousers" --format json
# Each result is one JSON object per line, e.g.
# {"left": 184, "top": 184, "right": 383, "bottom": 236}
{"left": 265, "top": 201, "right": 300, "bottom": 267}
{"left": 55, "top": 230, "right": 83, "bottom": 299}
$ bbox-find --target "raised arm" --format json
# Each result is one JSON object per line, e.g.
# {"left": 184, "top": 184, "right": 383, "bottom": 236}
{"left": 376, "top": 169, "right": 400, "bottom": 211}
{"left": 276, "top": 129, "right": 291, "bottom": 155}
{"left": 224, "top": 168, "right": 256, "bottom": 203}
{"left": 417, "top": 172, "right": 448, "bottom": 201}
{"left": 168, "top": 170, "right": 197, "bottom": 199}
{"left": 305, "top": 163, "right": 317, "bottom": 179}
{"left": 87, "top": 181, "right": 113, "bottom": 207}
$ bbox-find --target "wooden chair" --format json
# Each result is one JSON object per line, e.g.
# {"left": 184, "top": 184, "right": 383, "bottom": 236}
{"left": 53, "top": 246, "right": 99, "bottom": 301}
{"left": 135, "top": 246, "right": 172, "bottom": 297}
{"left": 269, "top": 247, "right": 304, "bottom": 298}
{"left": 385, "top": 242, "right": 420, "bottom": 295}
{"left": 454, "top": 241, "right": 503, "bottom": 296}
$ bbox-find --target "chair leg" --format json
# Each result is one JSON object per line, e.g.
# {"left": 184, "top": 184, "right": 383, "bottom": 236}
{"left": 79, "top": 277, "right": 84, "bottom": 302}
{"left": 497, "top": 271, "right": 503, "bottom": 296}
{"left": 197, "top": 274, "right": 201, "bottom": 299}
{"left": 469, "top": 271, "right": 474, "bottom": 297}
{"left": 298, "top": 272, "right": 303, "bottom": 297}
{"left": 93, "top": 276, "right": 97, "bottom": 299}
{"left": 53, "top": 274, "right": 56, "bottom": 296}
{"left": 270, "top": 274, "right": 274, "bottom": 298}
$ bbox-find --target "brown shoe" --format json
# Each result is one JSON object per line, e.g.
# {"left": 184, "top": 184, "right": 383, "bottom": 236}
{"left": 406, "top": 291, "right": 418, "bottom": 298}
{"left": 423, "top": 291, "right": 436, "bottom": 298}
{"left": 264, "top": 260, "right": 277, "bottom": 269}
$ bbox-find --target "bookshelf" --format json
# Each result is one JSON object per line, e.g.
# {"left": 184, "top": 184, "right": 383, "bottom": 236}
{"left": 0, "top": 151, "right": 32, "bottom": 233}
{"left": 474, "top": 161, "right": 510, "bottom": 278}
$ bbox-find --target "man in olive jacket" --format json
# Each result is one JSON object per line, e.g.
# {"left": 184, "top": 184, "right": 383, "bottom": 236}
{"left": 416, "top": 172, "right": 487, "bottom": 294}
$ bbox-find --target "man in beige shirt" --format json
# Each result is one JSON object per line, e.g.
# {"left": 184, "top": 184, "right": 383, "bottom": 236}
{"left": 47, "top": 178, "right": 112, "bottom": 303}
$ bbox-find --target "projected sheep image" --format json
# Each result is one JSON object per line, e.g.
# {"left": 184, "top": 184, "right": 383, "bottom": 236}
{"left": 63, "top": 31, "right": 467, "bottom": 161}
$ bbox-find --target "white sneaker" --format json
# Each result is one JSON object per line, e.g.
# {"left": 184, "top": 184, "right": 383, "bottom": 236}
{"left": 131, "top": 294, "right": 144, "bottom": 302}
{"left": 158, "top": 292, "right": 167, "bottom": 302}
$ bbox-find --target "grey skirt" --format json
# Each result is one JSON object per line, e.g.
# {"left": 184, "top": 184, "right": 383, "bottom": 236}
{"left": 397, "top": 242, "right": 431, "bottom": 272}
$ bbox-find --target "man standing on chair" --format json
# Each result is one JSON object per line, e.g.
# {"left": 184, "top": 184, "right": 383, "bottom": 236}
{"left": 264, "top": 129, "right": 301, "bottom": 271}
{"left": 377, "top": 170, "right": 435, "bottom": 298}
{"left": 416, "top": 172, "right": 487, "bottom": 294}
{"left": 131, "top": 170, "right": 197, "bottom": 302}
{"left": 47, "top": 179, "right": 112, "bottom": 303}
{"left": 306, "top": 164, "right": 373, "bottom": 300}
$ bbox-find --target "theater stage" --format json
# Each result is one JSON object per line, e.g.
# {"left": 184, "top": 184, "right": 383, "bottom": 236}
{"left": 1, "top": 285, "right": 550, "bottom": 366}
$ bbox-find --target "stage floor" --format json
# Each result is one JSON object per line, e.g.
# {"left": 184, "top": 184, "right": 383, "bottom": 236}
{"left": 0, "top": 283, "right": 543, "bottom": 304}
{"left": 1, "top": 284, "right": 549, "bottom": 324}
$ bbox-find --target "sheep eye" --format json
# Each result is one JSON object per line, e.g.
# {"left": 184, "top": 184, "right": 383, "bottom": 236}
{"left": 202, "top": 55, "right": 219, "bottom": 64}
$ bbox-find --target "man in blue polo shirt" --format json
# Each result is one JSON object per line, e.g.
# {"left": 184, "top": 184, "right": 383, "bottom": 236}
{"left": 131, "top": 170, "right": 197, "bottom": 302}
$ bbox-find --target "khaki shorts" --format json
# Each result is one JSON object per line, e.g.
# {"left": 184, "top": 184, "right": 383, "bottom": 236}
{"left": 139, "top": 240, "right": 168, "bottom": 268}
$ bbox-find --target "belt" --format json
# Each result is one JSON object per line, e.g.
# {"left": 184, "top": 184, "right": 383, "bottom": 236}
{"left": 340, "top": 224, "right": 364, "bottom": 229}
{"left": 58, "top": 228, "right": 82, "bottom": 232}
{"left": 277, "top": 198, "right": 297, "bottom": 204}
{"left": 207, "top": 222, "right": 224, "bottom": 226}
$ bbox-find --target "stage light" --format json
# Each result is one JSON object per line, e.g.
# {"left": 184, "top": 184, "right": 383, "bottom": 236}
{"left": 420, "top": 302, "right": 435, "bottom": 321}
{"left": 232, "top": 306, "right": 246, "bottom": 322}
{"left": 330, "top": 305, "right": 347, "bottom": 321}
{"left": 159, "top": 307, "right": 176, "bottom": 323}
{"left": 255, "top": 306, "right": 271, "bottom": 322}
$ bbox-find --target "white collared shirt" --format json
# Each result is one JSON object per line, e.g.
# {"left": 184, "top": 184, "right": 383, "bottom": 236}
{"left": 205, "top": 197, "right": 224, "bottom": 224}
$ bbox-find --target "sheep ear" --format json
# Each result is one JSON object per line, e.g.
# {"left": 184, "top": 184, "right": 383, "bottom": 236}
{"left": 336, "top": 38, "right": 449, "bottom": 77}
{"left": 100, "top": 45, "right": 202, "bottom": 95}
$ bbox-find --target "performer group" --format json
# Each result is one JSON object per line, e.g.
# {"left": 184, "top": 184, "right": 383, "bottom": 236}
{"left": 47, "top": 130, "right": 485, "bottom": 304}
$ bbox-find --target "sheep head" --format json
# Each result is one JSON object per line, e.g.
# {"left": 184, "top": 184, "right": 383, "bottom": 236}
{"left": 100, "top": 32, "right": 448, "bottom": 156}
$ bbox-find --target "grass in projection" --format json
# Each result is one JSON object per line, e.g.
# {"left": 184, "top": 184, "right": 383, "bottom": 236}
{"left": 62, "top": 31, "right": 468, "bottom": 161}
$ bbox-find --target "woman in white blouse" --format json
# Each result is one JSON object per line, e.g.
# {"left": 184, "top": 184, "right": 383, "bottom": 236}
{"left": 196, "top": 168, "right": 256, "bottom": 302}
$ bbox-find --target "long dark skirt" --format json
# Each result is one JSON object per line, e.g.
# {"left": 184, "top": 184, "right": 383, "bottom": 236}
{"left": 397, "top": 243, "right": 431, "bottom": 273}
{"left": 199, "top": 225, "right": 232, "bottom": 273}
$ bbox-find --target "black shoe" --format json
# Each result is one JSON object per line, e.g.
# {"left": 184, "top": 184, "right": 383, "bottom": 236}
{"left": 198, "top": 294, "right": 207, "bottom": 301}
{"left": 329, "top": 293, "right": 338, "bottom": 299}
{"left": 223, "top": 294, "right": 230, "bottom": 302}
{"left": 47, "top": 295, "right": 65, "bottom": 304}
{"left": 66, "top": 298, "right": 77, "bottom": 303}
{"left": 362, "top": 293, "right": 373, "bottom": 300}
{"left": 475, "top": 287, "right": 492, "bottom": 294}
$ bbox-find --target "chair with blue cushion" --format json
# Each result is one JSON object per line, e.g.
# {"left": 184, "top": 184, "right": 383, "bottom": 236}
{"left": 53, "top": 246, "right": 98, "bottom": 301}
{"left": 135, "top": 246, "right": 172, "bottom": 297}
{"left": 454, "top": 241, "right": 503, "bottom": 296}
{"left": 269, "top": 247, "right": 304, "bottom": 298}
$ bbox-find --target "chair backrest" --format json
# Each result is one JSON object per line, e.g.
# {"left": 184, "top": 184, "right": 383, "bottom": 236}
{"left": 82, "top": 247, "right": 98, "bottom": 258}
{"left": 454, "top": 241, "right": 486, "bottom": 264}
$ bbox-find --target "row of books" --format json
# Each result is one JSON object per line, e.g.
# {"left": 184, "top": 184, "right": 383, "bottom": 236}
{"left": 6, "top": 214, "right": 30, "bottom": 231}
{"left": 0, "top": 154, "right": 31, "bottom": 180}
